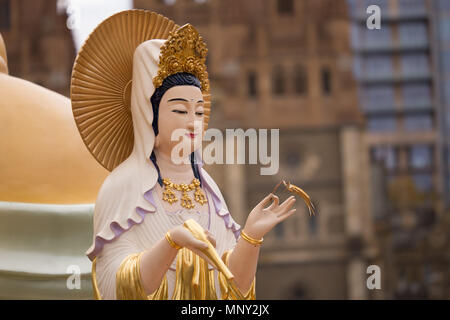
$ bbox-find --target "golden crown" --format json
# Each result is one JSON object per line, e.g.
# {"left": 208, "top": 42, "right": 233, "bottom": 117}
{"left": 153, "top": 24, "right": 210, "bottom": 92}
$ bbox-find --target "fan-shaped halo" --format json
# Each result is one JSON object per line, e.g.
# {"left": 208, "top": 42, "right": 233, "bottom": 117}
{"left": 71, "top": 10, "right": 212, "bottom": 172}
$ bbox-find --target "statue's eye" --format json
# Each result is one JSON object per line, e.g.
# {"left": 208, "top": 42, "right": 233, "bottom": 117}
{"left": 195, "top": 112, "right": 204, "bottom": 116}
{"left": 172, "top": 110, "right": 188, "bottom": 114}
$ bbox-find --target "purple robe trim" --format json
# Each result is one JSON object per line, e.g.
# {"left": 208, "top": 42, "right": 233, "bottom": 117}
{"left": 87, "top": 206, "right": 155, "bottom": 261}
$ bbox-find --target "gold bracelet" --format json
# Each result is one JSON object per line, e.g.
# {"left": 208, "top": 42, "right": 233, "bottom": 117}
{"left": 165, "top": 231, "right": 182, "bottom": 250}
{"left": 240, "top": 230, "right": 263, "bottom": 246}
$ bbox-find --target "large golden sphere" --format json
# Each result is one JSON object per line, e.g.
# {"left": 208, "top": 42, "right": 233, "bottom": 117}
{"left": 0, "top": 71, "right": 108, "bottom": 204}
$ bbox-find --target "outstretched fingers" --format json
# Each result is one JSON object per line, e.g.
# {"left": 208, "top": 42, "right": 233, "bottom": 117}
{"left": 257, "top": 193, "right": 275, "bottom": 210}
{"left": 276, "top": 196, "right": 296, "bottom": 213}
{"left": 277, "top": 208, "right": 297, "bottom": 220}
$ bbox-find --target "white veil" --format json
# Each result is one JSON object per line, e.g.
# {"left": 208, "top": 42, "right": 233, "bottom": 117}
{"left": 85, "top": 39, "right": 165, "bottom": 260}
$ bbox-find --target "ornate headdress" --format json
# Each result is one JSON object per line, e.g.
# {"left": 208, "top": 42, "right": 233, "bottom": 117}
{"left": 71, "top": 10, "right": 211, "bottom": 171}
{"left": 153, "top": 24, "right": 209, "bottom": 92}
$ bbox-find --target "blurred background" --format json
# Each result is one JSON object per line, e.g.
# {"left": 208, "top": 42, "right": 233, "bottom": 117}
{"left": 0, "top": 0, "right": 449, "bottom": 299}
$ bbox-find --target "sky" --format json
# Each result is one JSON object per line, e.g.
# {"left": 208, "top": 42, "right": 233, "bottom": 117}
{"left": 57, "top": 0, "right": 133, "bottom": 52}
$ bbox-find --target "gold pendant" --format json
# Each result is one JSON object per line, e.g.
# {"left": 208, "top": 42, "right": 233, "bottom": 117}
{"left": 192, "top": 179, "right": 206, "bottom": 205}
{"left": 161, "top": 177, "right": 206, "bottom": 208}
{"left": 163, "top": 188, "right": 177, "bottom": 204}
{"left": 194, "top": 188, "right": 207, "bottom": 205}
{"left": 180, "top": 191, "right": 194, "bottom": 209}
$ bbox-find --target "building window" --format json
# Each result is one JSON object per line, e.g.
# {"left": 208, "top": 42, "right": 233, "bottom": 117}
{"left": 402, "top": 84, "right": 431, "bottom": 109}
{"left": 272, "top": 66, "right": 285, "bottom": 95}
{"left": 371, "top": 145, "right": 398, "bottom": 170}
{"left": 398, "top": 22, "right": 427, "bottom": 46}
{"left": 351, "top": 0, "right": 388, "bottom": 16}
{"left": 367, "top": 116, "right": 397, "bottom": 132}
{"left": 445, "top": 83, "right": 450, "bottom": 107}
{"left": 294, "top": 65, "right": 307, "bottom": 95}
{"left": 277, "top": 0, "right": 294, "bottom": 15}
{"left": 437, "top": 0, "right": 450, "bottom": 10}
{"left": 364, "top": 55, "right": 393, "bottom": 79}
{"left": 362, "top": 24, "right": 392, "bottom": 49}
{"left": 247, "top": 71, "right": 258, "bottom": 98}
{"left": 408, "top": 145, "right": 433, "bottom": 169}
{"left": 412, "top": 173, "right": 433, "bottom": 192}
{"left": 353, "top": 55, "right": 364, "bottom": 80}
{"left": 361, "top": 85, "right": 395, "bottom": 111}
{"left": 440, "top": 19, "right": 450, "bottom": 42}
{"left": 321, "top": 68, "right": 331, "bottom": 95}
{"left": 398, "top": 0, "right": 426, "bottom": 15}
{"left": 0, "top": 0, "right": 11, "bottom": 30}
{"left": 364, "top": 0, "right": 389, "bottom": 13}
{"left": 400, "top": 53, "right": 430, "bottom": 77}
{"left": 442, "top": 51, "right": 450, "bottom": 73}
{"left": 404, "top": 114, "right": 433, "bottom": 131}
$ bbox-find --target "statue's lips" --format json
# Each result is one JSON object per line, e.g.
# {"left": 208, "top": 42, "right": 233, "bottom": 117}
{"left": 185, "top": 133, "right": 197, "bottom": 139}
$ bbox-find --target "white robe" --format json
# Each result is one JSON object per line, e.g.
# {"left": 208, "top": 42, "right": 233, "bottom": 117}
{"left": 95, "top": 176, "right": 239, "bottom": 299}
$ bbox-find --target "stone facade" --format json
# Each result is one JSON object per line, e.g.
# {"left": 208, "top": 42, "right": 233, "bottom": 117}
{"left": 0, "top": 0, "right": 75, "bottom": 96}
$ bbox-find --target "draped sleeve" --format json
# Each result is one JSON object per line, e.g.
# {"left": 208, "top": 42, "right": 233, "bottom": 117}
{"left": 94, "top": 233, "right": 142, "bottom": 299}
{"left": 116, "top": 252, "right": 168, "bottom": 300}
{"left": 93, "top": 232, "right": 170, "bottom": 300}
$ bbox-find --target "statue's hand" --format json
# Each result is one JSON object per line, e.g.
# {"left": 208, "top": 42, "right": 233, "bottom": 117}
{"left": 168, "top": 225, "right": 218, "bottom": 268}
{"left": 243, "top": 194, "right": 296, "bottom": 240}
{"left": 170, "top": 225, "right": 216, "bottom": 250}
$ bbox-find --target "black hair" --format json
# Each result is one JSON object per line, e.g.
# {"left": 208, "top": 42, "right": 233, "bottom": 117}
{"left": 149, "top": 72, "right": 202, "bottom": 187}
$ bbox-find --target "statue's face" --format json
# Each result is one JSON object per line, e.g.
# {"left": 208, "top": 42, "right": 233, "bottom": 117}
{"left": 156, "top": 85, "right": 204, "bottom": 159}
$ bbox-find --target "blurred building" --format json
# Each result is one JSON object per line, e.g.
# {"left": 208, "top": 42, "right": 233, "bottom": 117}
{"left": 135, "top": 0, "right": 380, "bottom": 299}
{"left": 428, "top": 0, "right": 450, "bottom": 298}
{"left": 0, "top": 0, "right": 75, "bottom": 96}
{"left": 347, "top": 0, "right": 449, "bottom": 298}
{"left": 430, "top": 0, "right": 450, "bottom": 210}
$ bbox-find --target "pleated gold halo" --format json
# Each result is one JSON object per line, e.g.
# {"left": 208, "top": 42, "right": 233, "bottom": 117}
{"left": 70, "top": 10, "right": 212, "bottom": 172}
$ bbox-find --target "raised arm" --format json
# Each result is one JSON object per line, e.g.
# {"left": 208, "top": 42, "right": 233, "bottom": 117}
{"left": 227, "top": 194, "right": 296, "bottom": 294}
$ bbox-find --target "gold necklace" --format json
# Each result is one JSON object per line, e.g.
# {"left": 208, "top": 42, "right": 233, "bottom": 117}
{"left": 162, "top": 178, "right": 207, "bottom": 209}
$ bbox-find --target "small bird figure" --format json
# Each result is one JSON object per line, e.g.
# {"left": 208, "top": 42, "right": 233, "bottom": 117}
{"left": 272, "top": 180, "right": 317, "bottom": 217}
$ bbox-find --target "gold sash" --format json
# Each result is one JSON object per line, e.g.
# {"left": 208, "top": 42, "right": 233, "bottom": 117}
{"left": 92, "top": 248, "right": 255, "bottom": 300}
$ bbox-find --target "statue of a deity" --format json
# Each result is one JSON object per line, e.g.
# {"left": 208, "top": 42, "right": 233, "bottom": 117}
{"left": 71, "top": 10, "right": 299, "bottom": 300}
